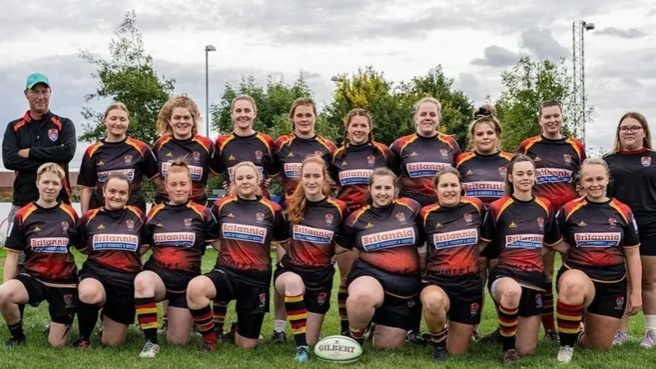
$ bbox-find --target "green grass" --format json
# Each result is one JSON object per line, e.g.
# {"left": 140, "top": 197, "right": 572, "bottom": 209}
{"left": 0, "top": 249, "right": 654, "bottom": 369}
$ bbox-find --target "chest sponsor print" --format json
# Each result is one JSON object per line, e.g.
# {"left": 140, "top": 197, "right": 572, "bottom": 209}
{"left": 361, "top": 227, "right": 416, "bottom": 252}
{"left": 161, "top": 162, "right": 204, "bottom": 181}
{"left": 153, "top": 232, "right": 196, "bottom": 247}
{"left": 30, "top": 237, "right": 69, "bottom": 253}
{"left": 505, "top": 234, "right": 544, "bottom": 249}
{"left": 461, "top": 181, "right": 505, "bottom": 198}
{"left": 338, "top": 169, "right": 373, "bottom": 186}
{"left": 535, "top": 168, "right": 573, "bottom": 184}
{"left": 574, "top": 232, "right": 621, "bottom": 248}
{"left": 92, "top": 234, "right": 139, "bottom": 251}
{"left": 284, "top": 163, "right": 302, "bottom": 179}
{"left": 406, "top": 162, "right": 451, "bottom": 178}
{"left": 432, "top": 229, "right": 478, "bottom": 249}
{"left": 97, "top": 169, "right": 136, "bottom": 183}
{"left": 292, "top": 225, "right": 334, "bottom": 245}
{"left": 222, "top": 223, "right": 268, "bottom": 244}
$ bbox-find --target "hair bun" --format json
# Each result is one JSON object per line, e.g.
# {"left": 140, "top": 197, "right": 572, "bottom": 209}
{"left": 474, "top": 104, "right": 497, "bottom": 118}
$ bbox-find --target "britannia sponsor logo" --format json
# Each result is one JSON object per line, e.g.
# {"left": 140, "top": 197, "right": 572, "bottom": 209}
{"left": 153, "top": 232, "right": 196, "bottom": 247}
{"left": 97, "top": 169, "right": 135, "bottom": 183}
{"left": 535, "top": 168, "right": 573, "bottom": 184}
{"left": 30, "top": 237, "right": 69, "bottom": 253}
{"left": 222, "top": 223, "right": 268, "bottom": 243}
{"left": 227, "top": 165, "right": 264, "bottom": 182}
{"left": 284, "top": 163, "right": 302, "bottom": 179}
{"left": 338, "top": 169, "right": 373, "bottom": 186}
{"left": 293, "top": 225, "right": 334, "bottom": 244}
{"left": 461, "top": 181, "right": 504, "bottom": 198}
{"left": 406, "top": 162, "right": 450, "bottom": 178}
{"left": 433, "top": 229, "right": 478, "bottom": 249}
{"left": 574, "top": 232, "right": 621, "bottom": 247}
{"left": 505, "top": 234, "right": 544, "bottom": 249}
{"left": 92, "top": 234, "right": 139, "bottom": 251}
{"left": 361, "top": 227, "right": 416, "bottom": 251}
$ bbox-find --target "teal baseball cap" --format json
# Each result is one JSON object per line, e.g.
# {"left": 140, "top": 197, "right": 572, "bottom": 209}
{"left": 25, "top": 73, "right": 50, "bottom": 89}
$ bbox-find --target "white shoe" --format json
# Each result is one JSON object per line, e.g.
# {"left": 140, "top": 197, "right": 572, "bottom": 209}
{"left": 139, "top": 341, "right": 160, "bottom": 358}
{"left": 613, "top": 330, "right": 628, "bottom": 346}
{"left": 641, "top": 330, "right": 656, "bottom": 348}
{"left": 557, "top": 345, "right": 574, "bottom": 363}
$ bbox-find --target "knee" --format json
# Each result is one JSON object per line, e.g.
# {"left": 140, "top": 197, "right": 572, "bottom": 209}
{"left": 186, "top": 278, "right": 209, "bottom": 305}
{"left": 284, "top": 277, "right": 305, "bottom": 296}
{"left": 133, "top": 276, "right": 152, "bottom": 297}
{"left": 642, "top": 275, "right": 656, "bottom": 290}
{"left": 422, "top": 293, "right": 448, "bottom": 313}
{"left": 499, "top": 287, "right": 521, "bottom": 307}
{"left": 559, "top": 278, "right": 585, "bottom": 302}
{"left": 78, "top": 288, "right": 100, "bottom": 304}
{"left": 347, "top": 291, "right": 375, "bottom": 308}
{"left": 0, "top": 287, "right": 13, "bottom": 305}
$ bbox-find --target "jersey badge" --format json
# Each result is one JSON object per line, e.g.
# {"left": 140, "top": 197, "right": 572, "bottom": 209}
{"left": 367, "top": 155, "right": 376, "bottom": 166}
{"left": 498, "top": 167, "right": 507, "bottom": 178}
{"left": 256, "top": 212, "right": 265, "bottom": 223}
{"left": 616, "top": 296, "right": 625, "bottom": 309}
{"left": 184, "top": 218, "right": 193, "bottom": 228}
{"left": 410, "top": 151, "right": 418, "bottom": 157}
{"left": 97, "top": 160, "right": 105, "bottom": 166}
{"left": 61, "top": 221, "right": 69, "bottom": 232}
{"left": 563, "top": 154, "right": 572, "bottom": 165}
{"left": 407, "top": 300, "right": 416, "bottom": 308}
{"left": 64, "top": 294, "right": 74, "bottom": 308}
{"left": 439, "top": 149, "right": 448, "bottom": 158}
{"left": 535, "top": 294, "right": 543, "bottom": 308}
{"left": 464, "top": 213, "right": 473, "bottom": 224}
{"left": 642, "top": 157, "right": 652, "bottom": 167}
{"left": 537, "top": 217, "right": 544, "bottom": 231}
{"left": 254, "top": 150, "right": 263, "bottom": 162}
{"left": 287, "top": 151, "right": 294, "bottom": 157}
{"left": 124, "top": 155, "right": 133, "bottom": 165}
{"left": 228, "top": 154, "right": 236, "bottom": 161}
{"left": 126, "top": 219, "right": 135, "bottom": 230}
{"left": 608, "top": 218, "right": 618, "bottom": 227}
{"left": 509, "top": 221, "right": 517, "bottom": 228}
{"left": 166, "top": 152, "right": 173, "bottom": 157}
{"left": 259, "top": 292, "right": 267, "bottom": 308}
{"left": 325, "top": 214, "right": 334, "bottom": 225}
{"left": 396, "top": 212, "right": 406, "bottom": 224}
{"left": 314, "top": 150, "right": 323, "bottom": 156}
{"left": 192, "top": 151, "right": 201, "bottom": 162}
{"left": 48, "top": 128, "right": 59, "bottom": 142}
{"left": 578, "top": 220, "right": 587, "bottom": 227}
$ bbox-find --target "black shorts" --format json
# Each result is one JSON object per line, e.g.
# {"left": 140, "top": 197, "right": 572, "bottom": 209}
{"left": 274, "top": 261, "right": 334, "bottom": 315}
{"left": 143, "top": 259, "right": 194, "bottom": 308}
{"left": 347, "top": 259, "right": 421, "bottom": 331}
{"left": 80, "top": 262, "right": 137, "bottom": 325}
{"left": 16, "top": 273, "right": 77, "bottom": 325}
{"left": 424, "top": 272, "right": 483, "bottom": 325}
{"left": 639, "top": 232, "right": 656, "bottom": 256}
{"left": 206, "top": 268, "right": 269, "bottom": 339}
{"left": 488, "top": 271, "right": 544, "bottom": 318}
{"left": 556, "top": 267, "right": 627, "bottom": 319}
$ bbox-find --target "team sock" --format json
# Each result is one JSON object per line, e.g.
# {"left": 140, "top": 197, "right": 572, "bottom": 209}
{"left": 135, "top": 297, "right": 158, "bottom": 344}
{"left": 557, "top": 301, "right": 584, "bottom": 347}
{"left": 212, "top": 300, "right": 227, "bottom": 335}
{"left": 349, "top": 327, "right": 365, "bottom": 345}
{"left": 190, "top": 305, "right": 216, "bottom": 344}
{"left": 77, "top": 302, "right": 99, "bottom": 341}
{"left": 429, "top": 325, "right": 448, "bottom": 349}
{"left": 541, "top": 286, "right": 556, "bottom": 333}
{"left": 7, "top": 321, "right": 24, "bottom": 339}
{"left": 18, "top": 304, "right": 25, "bottom": 321}
{"left": 499, "top": 303, "right": 519, "bottom": 352}
{"left": 338, "top": 285, "right": 349, "bottom": 333}
{"left": 285, "top": 294, "right": 308, "bottom": 347}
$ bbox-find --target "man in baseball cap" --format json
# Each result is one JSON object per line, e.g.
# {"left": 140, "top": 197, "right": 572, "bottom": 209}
{"left": 25, "top": 72, "right": 51, "bottom": 90}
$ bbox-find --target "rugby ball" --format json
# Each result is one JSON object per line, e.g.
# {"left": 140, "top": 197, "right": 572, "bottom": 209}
{"left": 314, "top": 335, "right": 363, "bottom": 364}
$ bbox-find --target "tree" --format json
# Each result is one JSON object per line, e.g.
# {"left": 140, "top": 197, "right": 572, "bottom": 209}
{"left": 79, "top": 11, "right": 175, "bottom": 144}
{"left": 495, "top": 57, "right": 580, "bottom": 151}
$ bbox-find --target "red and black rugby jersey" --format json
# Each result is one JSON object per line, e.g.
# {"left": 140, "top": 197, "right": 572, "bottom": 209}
{"left": 77, "top": 205, "right": 147, "bottom": 274}
{"left": 5, "top": 201, "right": 79, "bottom": 285}
{"left": 144, "top": 201, "right": 219, "bottom": 275}
{"left": 517, "top": 135, "right": 586, "bottom": 210}
{"left": 456, "top": 151, "right": 513, "bottom": 207}
{"left": 152, "top": 135, "right": 217, "bottom": 204}
{"left": 390, "top": 133, "right": 461, "bottom": 204}
{"left": 418, "top": 197, "right": 484, "bottom": 276}
{"left": 212, "top": 195, "right": 288, "bottom": 285}
{"left": 335, "top": 198, "right": 421, "bottom": 275}
{"left": 605, "top": 149, "right": 656, "bottom": 236}
{"left": 214, "top": 132, "right": 279, "bottom": 198}
{"left": 285, "top": 197, "right": 348, "bottom": 268}
{"left": 330, "top": 141, "right": 393, "bottom": 212}
{"left": 556, "top": 198, "right": 640, "bottom": 282}
{"left": 78, "top": 137, "right": 159, "bottom": 193}
{"left": 482, "top": 195, "right": 561, "bottom": 289}
{"left": 275, "top": 134, "right": 336, "bottom": 202}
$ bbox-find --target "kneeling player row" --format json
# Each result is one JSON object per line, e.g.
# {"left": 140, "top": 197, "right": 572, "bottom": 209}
{"left": 0, "top": 154, "right": 641, "bottom": 365}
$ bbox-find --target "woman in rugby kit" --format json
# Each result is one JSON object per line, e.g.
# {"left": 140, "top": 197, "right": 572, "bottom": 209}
{"left": 390, "top": 97, "right": 461, "bottom": 342}
{"left": 133, "top": 159, "right": 220, "bottom": 358}
{"left": 270, "top": 97, "right": 336, "bottom": 343}
{"left": 481, "top": 154, "right": 562, "bottom": 364}
{"left": 75, "top": 173, "right": 147, "bottom": 348}
{"left": 549, "top": 158, "right": 642, "bottom": 363}
{"left": 0, "top": 163, "right": 79, "bottom": 347}
{"left": 335, "top": 167, "right": 422, "bottom": 350}
{"left": 274, "top": 155, "right": 347, "bottom": 362}
{"left": 186, "top": 161, "right": 288, "bottom": 352}
{"left": 78, "top": 102, "right": 159, "bottom": 214}
{"left": 418, "top": 168, "right": 487, "bottom": 361}
{"left": 517, "top": 101, "right": 586, "bottom": 339}
{"left": 455, "top": 105, "right": 512, "bottom": 340}
{"left": 604, "top": 112, "right": 656, "bottom": 347}
{"left": 330, "top": 108, "right": 393, "bottom": 336}
{"left": 152, "top": 95, "right": 217, "bottom": 206}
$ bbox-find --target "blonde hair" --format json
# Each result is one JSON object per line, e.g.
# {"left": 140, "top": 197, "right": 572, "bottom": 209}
{"left": 165, "top": 157, "right": 192, "bottom": 182}
{"left": 580, "top": 158, "right": 610, "bottom": 179}
{"left": 414, "top": 97, "right": 442, "bottom": 119}
{"left": 228, "top": 161, "right": 263, "bottom": 197}
{"left": 286, "top": 156, "right": 332, "bottom": 224}
{"left": 156, "top": 95, "right": 201, "bottom": 136}
{"left": 613, "top": 112, "right": 652, "bottom": 152}
{"left": 36, "top": 163, "right": 65, "bottom": 182}
{"left": 104, "top": 102, "right": 129, "bottom": 119}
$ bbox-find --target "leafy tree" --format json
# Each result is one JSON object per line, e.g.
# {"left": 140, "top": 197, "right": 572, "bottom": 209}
{"left": 79, "top": 11, "right": 175, "bottom": 144}
{"left": 495, "top": 57, "right": 583, "bottom": 151}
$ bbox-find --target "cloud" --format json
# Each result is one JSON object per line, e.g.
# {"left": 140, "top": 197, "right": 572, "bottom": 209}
{"left": 471, "top": 46, "right": 520, "bottom": 67}
{"left": 519, "top": 28, "right": 569, "bottom": 60}
{"left": 453, "top": 73, "right": 487, "bottom": 103}
{"left": 596, "top": 27, "right": 649, "bottom": 39}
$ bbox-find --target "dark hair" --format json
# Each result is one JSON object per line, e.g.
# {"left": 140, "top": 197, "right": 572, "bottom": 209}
{"left": 538, "top": 100, "right": 563, "bottom": 117}
{"left": 365, "top": 167, "right": 398, "bottom": 205}
{"left": 505, "top": 154, "right": 536, "bottom": 195}
{"left": 335, "top": 108, "right": 375, "bottom": 160}
{"left": 468, "top": 104, "right": 502, "bottom": 151}
{"left": 104, "top": 173, "right": 132, "bottom": 194}
{"left": 474, "top": 104, "right": 497, "bottom": 119}
{"left": 613, "top": 112, "right": 652, "bottom": 152}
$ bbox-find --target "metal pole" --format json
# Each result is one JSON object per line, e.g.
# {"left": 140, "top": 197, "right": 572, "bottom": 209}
{"left": 205, "top": 49, "right": 210, "bottom": 137}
